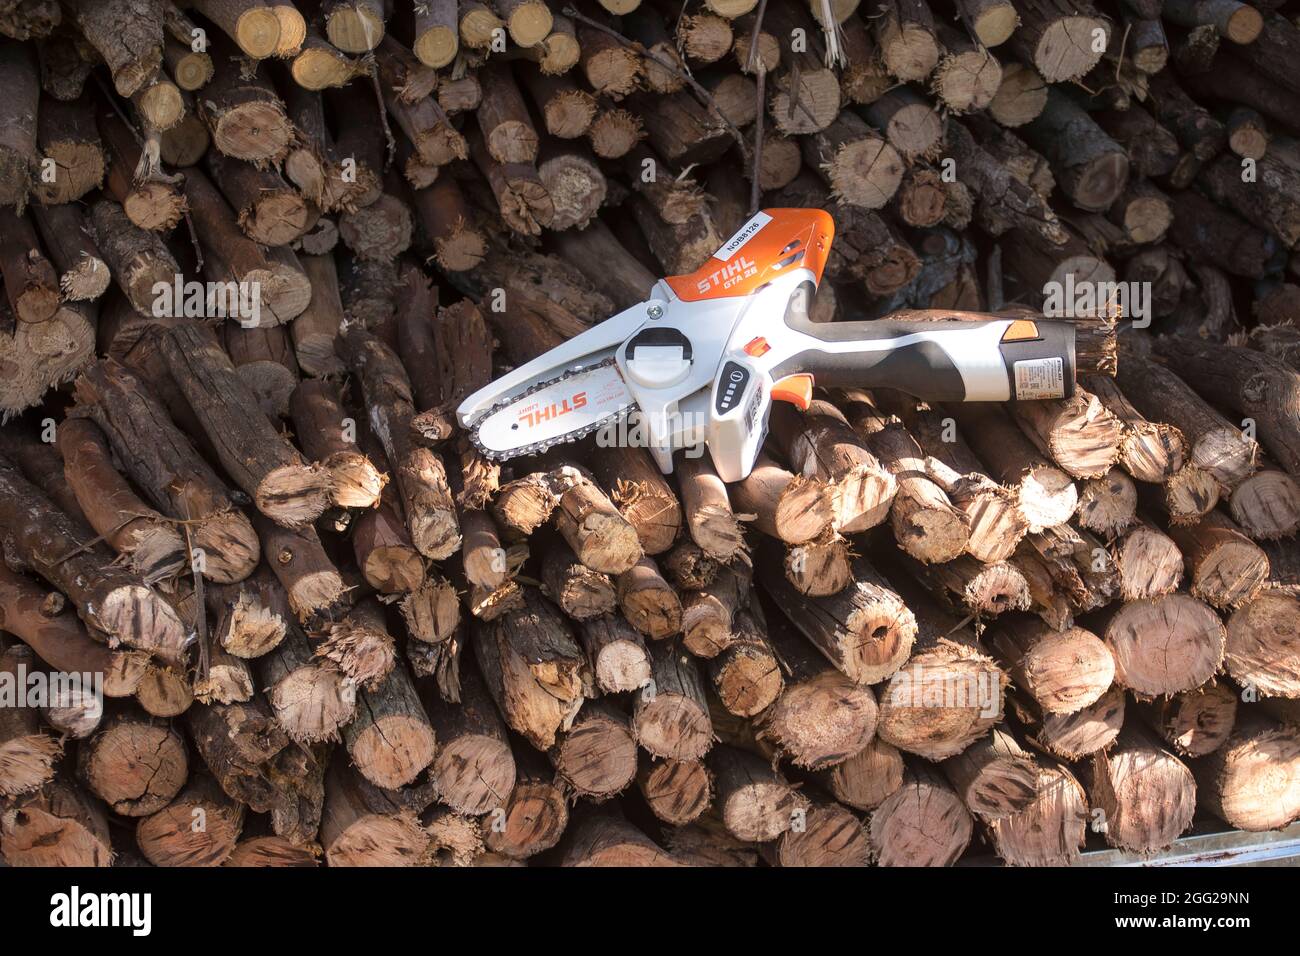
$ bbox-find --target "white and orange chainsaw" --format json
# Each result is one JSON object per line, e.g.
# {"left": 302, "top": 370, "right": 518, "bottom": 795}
{"left": 457, "top": 208, "right": 1077, "bottom": 482}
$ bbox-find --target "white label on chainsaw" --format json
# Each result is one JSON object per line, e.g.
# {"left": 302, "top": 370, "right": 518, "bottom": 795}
{"left": 1013, "top": 358, "right": 1065, "bottom": 400}
{"left": 715, "top": 211, "right": 772, "bottom": 261}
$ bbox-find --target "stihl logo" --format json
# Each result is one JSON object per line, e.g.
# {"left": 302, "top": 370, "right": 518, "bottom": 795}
{"left": 519, "top": 392, "right": 587, "bottom": 428}
{"left": 696, "top": 256, "right": 757, "bottom": 294}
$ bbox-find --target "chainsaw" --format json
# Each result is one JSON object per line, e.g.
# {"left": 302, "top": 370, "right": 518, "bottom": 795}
{"left": 457, "top": 208, "right": 1077, "bottom": 482}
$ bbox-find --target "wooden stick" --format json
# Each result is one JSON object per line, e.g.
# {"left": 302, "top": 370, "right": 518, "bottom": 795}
{"left": 758, "top": 552, "right": 917, "bottom": 684}
{"left": 0, "top": 39, "right": 38, "bottom": 208}
{"left": 29, "top": 202, "right": 110, "bottom": 301}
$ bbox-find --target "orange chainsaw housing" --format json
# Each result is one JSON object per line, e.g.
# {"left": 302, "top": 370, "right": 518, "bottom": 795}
{"left": 663, "top": 208, "right": 835, "bottom": 302}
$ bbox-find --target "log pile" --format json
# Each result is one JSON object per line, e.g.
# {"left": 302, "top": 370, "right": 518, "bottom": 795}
{"left": 2, "top": 0, "right": 1300, "bottom": 870}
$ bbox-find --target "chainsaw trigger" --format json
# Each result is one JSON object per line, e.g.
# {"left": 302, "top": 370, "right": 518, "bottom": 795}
{"left": 771, "top": 373, "right": 814, "bottom": 410}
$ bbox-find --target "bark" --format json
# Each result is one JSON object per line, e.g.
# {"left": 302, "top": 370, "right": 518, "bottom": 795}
{"left": 73, "top": 359, "right": 260, "bottom": 584}
{"left": 0, "top": 39, "right": 37, "bottom": 208}
{"left": 156, "top": 322, "right": 329, "bottom": 527}
{"left": 0, "top": 450, "right": 188, "bottom": 666}
{"left": 411, "top": 176, "right": 486, "bottom": 273}
{"left": 29, "top": 201, "right": 109, "bottom": 301}
{"left": 944, "top": 121, "right": 1067, "bottom": 246}
{"left": 1155, "top": 338, "right": 1300, "bottom": 478}
{"left": 341, "top": 327, "right": 461, "bottom": 559}
{"left": 65, "top": 0, "right": 162, "bottom": 96}
{"left": 0, "top": 207, "right": 58, "bottom": 324}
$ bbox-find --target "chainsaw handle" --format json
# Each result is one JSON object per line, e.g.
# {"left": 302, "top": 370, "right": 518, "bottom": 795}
{"left": 772, "top": 313, "right": 1077, "bottom": 402}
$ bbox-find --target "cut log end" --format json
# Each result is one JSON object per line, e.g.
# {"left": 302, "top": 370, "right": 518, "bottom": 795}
{"left": 0, "top": 734, "right": 61, "bottom": 797}
{"left": 1076, "top": 468, "right": 1137, "bottom": 536}
{"left": 414, "top": 28, "right": 458, "bottom": 69}
{"left": 1165, "top": 465, "right": 1220, "bottom": 525}
{"left": 759, "top": 671, "right": 879, "bottom": 770}
{"left": 483, "top": 775, "right": 565, "bottom": 859}
{"left": 1121, "top": 421, "right": 1185, "bottom": 483}
{"left": 326, "top": 812, "right": 429, "bottom": 867}
{"left": 0, "top": 784, "right": 112, "bottom": 867}
{"left": 554, "top": 710, "right": 637, "bottom": 799}
{"left": 635, "top": 697, "right": 713, "bottom": 762}
{"left": 349, "top": 717, "right": 437, "bottom": 791}
{"left": 1007, "top": 469, "right": 1075, "bottom": 537}
{"left": 869, "top": 770, "right": 972, "bottom": 867}
{"left": 82, "top": 721, "right": 188, "bottom": 817}
{"left": 987, "top": 766, "right": 1087, "bottom": 866}
{"left": 638, "top": 758, "right": 712, "bottom": 825}
{"left": 269, "top": 666, "right": 357, "bottom": 744}
{"left": 1226, "top": 591, "right": 1300, "bottom": 697}
{"left": 1033, "top": 17, "right": 1106, "bottom": 82}
{"left": 434, "top": 737, "right": 516, "bottom": 815}
{"left": 777, "top": 802, "right": 872, "bottom": 867}
{"left": 1230, "top": 471, "right": 1300, "bottom": 539}
{"left": 1030, "top": 685, "right": 1126, "bottom": 760}
{"left": 1105, "top": 595, "right": 1226, "bottom": 696}
{"left": 826, "top": 137, "right": 906, "bottom": 210}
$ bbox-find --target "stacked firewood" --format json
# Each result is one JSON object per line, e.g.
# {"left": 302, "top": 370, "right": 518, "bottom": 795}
{"left": 1, "top": 0, "right": 1299, "bottom": 869}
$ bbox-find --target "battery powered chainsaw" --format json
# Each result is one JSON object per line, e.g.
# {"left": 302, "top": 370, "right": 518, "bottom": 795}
{"left": 457, "top": 208, "right": 1076, "bottom": 482}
